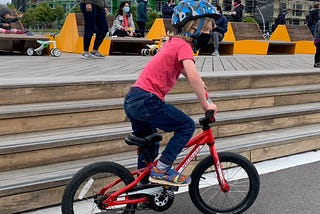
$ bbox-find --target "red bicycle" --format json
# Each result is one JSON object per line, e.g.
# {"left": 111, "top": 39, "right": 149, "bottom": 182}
{"left": 61, "top": 110, "right": 260, "bottom": 214}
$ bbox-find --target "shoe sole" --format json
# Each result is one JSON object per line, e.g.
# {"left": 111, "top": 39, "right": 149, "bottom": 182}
{"left": 81, "top": 56, "right": 94, "bottom": 59}
{"left": 149, "top": 177, "right": 190, "bottom": 187}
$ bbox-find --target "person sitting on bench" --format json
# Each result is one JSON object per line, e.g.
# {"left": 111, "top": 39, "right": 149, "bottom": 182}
{"left": 0, "top": 9, "right": 25, "bottom": 34}
{"left": 110, "top": 1, "right": 138, "bottom": 37}
{"left": 211, "top": 4, "right": 227, "bottom": 56}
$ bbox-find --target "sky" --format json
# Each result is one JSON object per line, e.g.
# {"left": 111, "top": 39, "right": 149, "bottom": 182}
{"left": 0, "top": 0, "right": 11, "bottom": 5}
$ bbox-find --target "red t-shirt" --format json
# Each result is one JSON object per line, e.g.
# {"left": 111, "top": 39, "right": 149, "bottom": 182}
{"left": 134, "top": 37, "right": 194, "bottom": 101}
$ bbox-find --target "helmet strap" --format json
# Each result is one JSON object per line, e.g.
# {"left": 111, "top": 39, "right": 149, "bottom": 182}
{"left": 181, "top": 17, "right": 205, "bottom": 39}
{"left": 181, "top": 18, "right": 205, "bottom": 52}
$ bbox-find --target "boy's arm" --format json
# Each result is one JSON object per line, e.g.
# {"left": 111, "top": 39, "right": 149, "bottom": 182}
{"left": 182, "top": 59, "right": 217, "bottom": 112}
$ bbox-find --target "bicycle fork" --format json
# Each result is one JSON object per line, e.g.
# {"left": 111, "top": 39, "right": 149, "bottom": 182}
{"left": 209, "top": 144, "right": 230, "bottom": 192}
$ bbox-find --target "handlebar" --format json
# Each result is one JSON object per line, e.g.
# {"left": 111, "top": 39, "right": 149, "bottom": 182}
{"left": 199, "top": 110, "right": 215, "bottom": 130}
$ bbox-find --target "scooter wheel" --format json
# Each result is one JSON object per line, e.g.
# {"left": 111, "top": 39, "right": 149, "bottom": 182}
{"left": 141, "top": 49, "right": 145, "bottom": 56}
{"left": 27, "top": 48, "right": 34, "bottom": 56}
{"left": 36, "top": 50, "right": 43, "bottom": 56}
{"left": 51, "top": 48, "right": 62, "bottom": 57}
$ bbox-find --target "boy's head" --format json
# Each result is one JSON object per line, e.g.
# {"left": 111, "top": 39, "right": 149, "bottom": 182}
{"left": 0, "top": 9, "right": 12, "bottom": 19}
{"left": 171, "top": 0, "right": 219, "bottom": 51}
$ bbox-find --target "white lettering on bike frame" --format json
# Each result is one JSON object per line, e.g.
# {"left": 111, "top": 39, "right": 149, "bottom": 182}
{"left": 178, "top": 145, "right": 204, "bottom": 174}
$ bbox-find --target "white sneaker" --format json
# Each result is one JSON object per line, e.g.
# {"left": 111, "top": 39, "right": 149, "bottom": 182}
{"left": 211, "top": 50, "right": 219, "bottom": 56}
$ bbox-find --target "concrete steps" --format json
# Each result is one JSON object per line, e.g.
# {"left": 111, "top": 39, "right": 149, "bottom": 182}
{"left": 0, "top": 70, "right": 320, "bottom": 213}
{"left": 1, "top": 102, "right": 320, "bottom": 172}
{"left": 1, "top": 124, "right": 320, "bottom": 214}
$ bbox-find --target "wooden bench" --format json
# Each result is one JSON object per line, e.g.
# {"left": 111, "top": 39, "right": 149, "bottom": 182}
{"left": 224, "top": 22, "right": 295, "bottom": 55}
{"left": 74, "top": 13, "right": 154, "bottom": 55}
{"left": 0, "top": 8, "right": 49, "bottom": 54}
{"left": 270, "top": 25, "right": 315, "bottom": 54}
{"left": 147, "top": 18, "right": 234, "bottom": 55}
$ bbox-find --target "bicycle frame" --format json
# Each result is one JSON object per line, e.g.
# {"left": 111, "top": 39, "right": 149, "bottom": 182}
{"left": 100, "top": 124, "right": 230, "bottom": 209}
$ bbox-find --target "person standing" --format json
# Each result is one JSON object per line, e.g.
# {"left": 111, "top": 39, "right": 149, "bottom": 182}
{"left": 313, "top": 20, "right": 320, "bottom": 68}
{"left": 162, "top": 0, "right": 175, "bottom": 19}
{"left": 307, "top": 3, "right": 320, "bottom": 37}
{"left": 137, "top": 0, "right": 147, "bottom": 37}
{"left": 231, "top": 0, "right": 244, "bottom": 22}
{"left": 211, "top": 5, "right": 228, "bottom": 56}
{"left": 80, "top": 0, "right": 109, "bottom": 59}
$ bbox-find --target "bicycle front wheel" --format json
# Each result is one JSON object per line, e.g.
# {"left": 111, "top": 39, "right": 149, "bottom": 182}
{"left": 189, "top": 152, "right": 260, "bottom": 214}
{"left": 61, "top": 161, "right": 136, "bottom": 214}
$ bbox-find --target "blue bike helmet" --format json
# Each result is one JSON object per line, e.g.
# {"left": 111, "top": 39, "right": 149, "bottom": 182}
{"left": 171, "top": 0, "right": 220, "bottom": 28}
{"left": 171, "top": 0, "right": 220, "bottom": 52}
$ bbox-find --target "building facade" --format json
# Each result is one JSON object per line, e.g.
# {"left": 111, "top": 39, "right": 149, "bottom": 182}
{"left": 12, "top": 0, "right": 320, "bottom": 29}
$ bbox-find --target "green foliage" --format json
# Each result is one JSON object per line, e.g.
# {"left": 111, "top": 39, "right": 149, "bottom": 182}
{"left": 21, "top": 3, "right": 66, "bottom": 30}
{"left": 146, "top": 10, "right": 160, "bottom": 30}
{"left": 243, "top": 16, "right": 257, "bottom": 23}
{"left": 70, "top": 5, "right": 81, "bottom": 14}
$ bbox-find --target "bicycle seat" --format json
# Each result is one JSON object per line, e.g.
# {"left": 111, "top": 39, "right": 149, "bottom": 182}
{"left": 125, "top": 133, "right": 162, "bottom": 147}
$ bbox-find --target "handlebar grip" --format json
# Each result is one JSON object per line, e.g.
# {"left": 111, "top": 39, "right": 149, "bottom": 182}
{"left": 205, "top": 110, "right": 215, "bottom": 122}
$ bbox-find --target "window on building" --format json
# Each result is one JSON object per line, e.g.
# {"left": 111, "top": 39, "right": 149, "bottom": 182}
{"left": 246, "top": 0, "right": 255, "bottom": 13}
{"left": 292, "top": 3, "right": 302, "bottom": 17}
{"left": 290, "top": 19, "right": 300, "bottom": 25}
{"left": 280, "top": 3, "right": 286, "bottom": 11}
{"left": 223, "top": 0, "right": 232, "bottom": 12}
{"left": 211, "top": 0, "right": 219, "bottom": 6}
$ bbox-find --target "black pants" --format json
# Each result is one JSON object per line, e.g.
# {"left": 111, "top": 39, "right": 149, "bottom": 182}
{"left": 113, "top": 29, "right": 129, "bottom": 37}
{"left": 137, "top": 21, "right": 145, "bottom": 37}
{"left": 315, "top": 42, "right": 320, "bottom": 64}
{"left": 80, "top": 3, "right": 108, "bottom": 52}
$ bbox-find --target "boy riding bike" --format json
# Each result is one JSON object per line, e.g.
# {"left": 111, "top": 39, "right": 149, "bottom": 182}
{"left": 124, "top": 0, "right": 219, "bottom": 187}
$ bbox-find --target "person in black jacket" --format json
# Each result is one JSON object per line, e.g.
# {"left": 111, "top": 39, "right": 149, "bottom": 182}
{"left": 211, "top": 5, "right": 228, "bottom": 56}
{"left": 0, "top": 9, "right": 24, "bottom": 34}
{"left": 162, "top": 0, "right": 175, "bottom": 19}
{"left": 306, "top": 3, "right": 320, "bottom": 37}
{"left": 271, "top": 10, "right": 286, "bottom": 32}
{"left": 137, "top": 0, "right": 147, "bottom": 37}
{"left": 231, "top": 0, "right": 244, "bottom": 22}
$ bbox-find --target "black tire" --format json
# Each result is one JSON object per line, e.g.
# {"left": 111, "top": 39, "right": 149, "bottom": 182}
{"left": 189, "top": 152, "right": 260, "bottom": 214}
{"left": 61, "top": 161, "right": 135, "bottom": 214}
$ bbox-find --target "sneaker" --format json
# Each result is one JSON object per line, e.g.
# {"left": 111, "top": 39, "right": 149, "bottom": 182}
{"left": 314, "top": 63, "right": 320, "bottom": 68}
{"left": 149, "top": 166, "right": 191, "bottom": 187}
{"left": 81, "top": 52, "right": 95, "bottom": 59}
{"left": 90, "top": 51, "right": 105, "bottom": 59}
{"left": 211, "top": 50, "right": 219, "bottom": 56}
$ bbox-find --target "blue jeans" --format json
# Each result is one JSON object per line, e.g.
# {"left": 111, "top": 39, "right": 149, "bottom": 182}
{"left": 124, "top": 87, "right": 195, "bottom": 167}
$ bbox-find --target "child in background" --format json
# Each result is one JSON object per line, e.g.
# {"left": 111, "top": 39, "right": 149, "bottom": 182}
{"left": 124, "top": 0, "right": 219, "bottom": 187}
{"left": 313, "top": 20, "right": 320, "bottom": 68}
{"left": 0, "top": 9, "right": 25, "bottom": 34}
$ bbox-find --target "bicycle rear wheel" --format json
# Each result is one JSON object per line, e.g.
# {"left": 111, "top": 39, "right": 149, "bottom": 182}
{"left": 61, "top": 161, "right": 136, "bottom": 214}
{"left": 189, "top": 152, "right": 260, "bottom": 214}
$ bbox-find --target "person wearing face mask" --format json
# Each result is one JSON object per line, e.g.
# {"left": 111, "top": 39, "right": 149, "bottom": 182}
{"left": 110, "top": 1, "right": 136, "bottom": 37}
{"left": 124, "top": 0, "right": 220, "bottom": 187}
